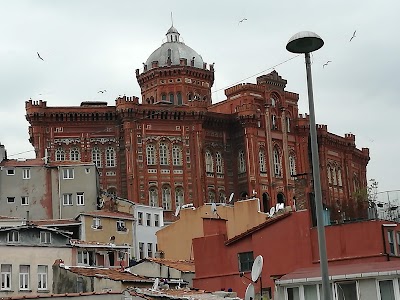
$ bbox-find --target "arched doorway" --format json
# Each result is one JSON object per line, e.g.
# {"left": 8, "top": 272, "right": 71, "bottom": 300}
{"left": 262, "top": 193, "right": 270, "bottom": 213}
{"left": 277, "top": 193, "right": 285, "bottom": 205}
{"left": 240, "top": 191, "right": 248, "bottom": 199}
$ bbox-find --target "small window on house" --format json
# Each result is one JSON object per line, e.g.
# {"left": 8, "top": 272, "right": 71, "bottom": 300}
{"left": 388, "top": 230, "right": 395, "bottom": 255}
{"left": 147, "top": 243, "right": 153, "bottom": 258}
{"left": 7, "top": 231, "right": 19, "bottom": 243}
{"left": 154, "top": 214, "right": 160, "bottom": 227}
{"left": 37, "top": 265, "right": 48, "bottom": 291}
{"left": 286, "top": 287, "right": 300, "bottom": 300}
{"left": 146, "top": 213, "right": 151, "bottom": 226}
{"left": 138, "top": 212, "right": 143, "bottom": 225}
{"left": 92, "top": 218, "right": 102, "bottom": 229}
{"left": 21, "top": 196, "right": 29, "bottom": 205}
{"left": 237, "top": 251, "right": 254, "bottom": 272}
{"left": 139, "top": 242, "right": 144, "bottom": 259}
{"left": 7, "top": 197, "right": 15, "bottom": 204}
{"left": 77, "top": 250, "right": 94, "bottom": 266}
{"left": 62, "top": 193, "right": 73, "bottom": 206}
{"left": 63, "top": 168, "right": 74, "bottom": 179}
{"left": 1, "top": 264, "right": 12, "bottom": 290}
{"left": 85, "top": 168, "right": 90, "bottom": 174}
{"left": 336, "top": 281, "right": 357, "bottom": 300}
{"left": 19, "top": 265, "right": 30, "bottom": 291}
{"left": 379, "top": 280, "right": 395, "bottom": 300}
{"left": 40, "top": 231, "right": 51, "bottom": 244}
{"left": 76, "top": 192, "right": 85, "bottom": 206}
{"left": 7, "top": 169, "right": 15, "bottom": 176}
{"left": 22, "top": 169, "right": 30, "bottom": 179}
{"left": 117, "top": 220, "right": 127, "bottom": 232}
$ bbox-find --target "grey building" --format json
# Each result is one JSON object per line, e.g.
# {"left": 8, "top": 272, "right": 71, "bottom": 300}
{"left": 0, "top": 158, "right": 100, "bottom": 220}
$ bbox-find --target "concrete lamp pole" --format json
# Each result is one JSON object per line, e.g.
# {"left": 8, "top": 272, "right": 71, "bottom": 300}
{"left": 286, "top": 31, "right": 332, "bottom": 300}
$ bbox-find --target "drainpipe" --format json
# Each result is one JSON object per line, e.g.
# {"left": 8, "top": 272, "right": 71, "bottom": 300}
{"left": 382, "top": 223, "right": 397, "bottom": 261}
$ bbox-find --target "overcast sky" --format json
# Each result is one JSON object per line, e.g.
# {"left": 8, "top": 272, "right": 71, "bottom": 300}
{"left": 1, "top": 0, "right": 399, "bottom": 196}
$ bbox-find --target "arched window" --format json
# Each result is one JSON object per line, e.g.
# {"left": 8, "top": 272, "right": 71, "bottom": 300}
{"left": 215, "top": 152, "right": 223, "bottom": 173}
{"left": 332, "top": 167, "right": 337, "bottom": 185}
{"left": 219, "top": 191, "right": 226, "bottom": 203}
{"left": 149, "top": 187, "right": 158, "bottom": 207}
{"left": 167, "top": 48, "right": 172, "bottom": 58}
{"left": 175, "top": 187, "right": 184, "bottom": 208}
{"left": 286, "top": 117, "right": 291, "bottom": 133}
{"left": 172, "top": 144, "right": 182, "bottom": 166}
{"left": 162, "top": 186, "right": 171, "bottom": 210}
{"left": 327, "top": 165, "right": 332, "bottom": 184}
{"left": 146, "top": 144, "right": 156, "bottom": 165}
{"left": 161, "top": 94, "right": 167, "bottom": 101}
{"left": 337, "top": 168, "right": 343, "bottom": 187}
{"left": 70, "top": 147, "right": 80, "bottom": 161}
{"left": 205, "top": 150, "right": 213, "bottom": 173}
{"left": 270, "top": 97, "right": 276, "bottom": 107}
{"left": 238, "top": 150, "right": 246, "bottom": 173}
{"left": 259, "top": 149, "right": 266, "bottom": 173}
{"left": 289, "top": 154, "right": 296, "bottom": 176}
{"left": 177, "top": 92, "right": 183, "bottom": 105}
{"left": 169, "top": 93, "right": 174, "bottom": 103}
{"left": 92, "top": 147, "right": 101, "bottom": 167}
{"left": 159, "top": 142, "right": 169, "bottom": 165}
{"left": 208, "top": 190, "right": 216, "bottom": 203}
{"left": 106, "top": 147, "right": 116, "bottom": 167}
{"left": 55, "top": 148, "right": 65, "bottom": 161}
{"left": 273, "top": 147, "right": 281, "bottom": 177}
{"left": 271, "top": 115, "right": 277, "bottom": 130}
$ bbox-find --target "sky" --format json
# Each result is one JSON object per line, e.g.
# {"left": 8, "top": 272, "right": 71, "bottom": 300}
{"left": 0, "top": 0, "right": 399, "bottom": 197}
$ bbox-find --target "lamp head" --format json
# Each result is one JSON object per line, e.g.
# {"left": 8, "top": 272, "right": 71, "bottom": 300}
{"left": 286, "top": 31, "right": 324, "bottom": 54}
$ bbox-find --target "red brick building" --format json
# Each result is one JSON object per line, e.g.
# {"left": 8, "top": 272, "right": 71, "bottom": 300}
{"left": 25, "top": 25, "right": 370, "bottom": 222}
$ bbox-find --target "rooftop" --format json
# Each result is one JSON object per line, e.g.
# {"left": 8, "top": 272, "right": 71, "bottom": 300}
{"left": 140, "top": 258, "right": 195, "bottom": 273}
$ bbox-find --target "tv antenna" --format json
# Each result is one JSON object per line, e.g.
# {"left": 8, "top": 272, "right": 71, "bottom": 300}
{"left": 228, "top": 193, "right": 234, "bottom": 203}
{"left": 251, "top": 255, "right": 264, "bottom": 298}
{"left": 245, "top": 283, "right": 255, "bottom": 300}
{"left": 174, "top": 205, "right": 181, "bottom": 217}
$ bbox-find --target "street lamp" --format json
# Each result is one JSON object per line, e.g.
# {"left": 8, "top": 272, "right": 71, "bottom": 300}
{"left": 286, "top": 31, "right": 332, "bottom": 300}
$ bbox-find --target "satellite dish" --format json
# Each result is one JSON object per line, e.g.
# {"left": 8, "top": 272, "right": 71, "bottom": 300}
{"left": 211, "top": 203, "right": 217, "bottom": 215}
{"left": 228, "top": 193, "right": 234, "bottom": 203}
{"left": 251, "top": 255, "right": 264, "bottom": 282}
{"left": 269, "top": 207, "right": 275, "bottom": 217}
{"left": 152, "top": 278, "right": 159, "bottom": 290}
{"left": 174, "top": 206, "right": 181, "bottom": 217}
{"left": 245, "top": 283, "right": 255, "bottom": 300}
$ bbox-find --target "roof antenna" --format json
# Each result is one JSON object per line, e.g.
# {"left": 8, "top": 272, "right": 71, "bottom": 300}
{"left": 171, "top": 12, "right": 173, "bottom": 27}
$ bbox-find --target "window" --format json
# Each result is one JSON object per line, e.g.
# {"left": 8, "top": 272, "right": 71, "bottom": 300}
{"left": 37, "top": 265, "right": 48, "bottom": 290}
{"left": 22, "top": 168, "right": 30, "bottom": 179}
{"left": 216, "top": 152, "right": 224, "bottom": 173}
{"left": 63, "top": 193, "right": 73, "bottom": 205}
{"left": 40, "top": 231, "right": 51, "bottom": 244}
{"left": 62, "top": 168, "right": 74, "bottom": 179}
{"left": 21, "top": 196, "right": 29, "bottom": 205}
{"left": 327, "top": 166, "right": 332, "bottom": 184}
{"left": 77, "top": 250, "right": 94, "bottom": 266}
{"left": 172, "top": 144, "right": 182, "bottom": 166}
{"left": 286, "top": 117, "right": 291, "bottom": 133}
{"left": 162, "top": 186, "right": 171, "bottom": 210}
{"left": 273, "top": 147, "right": 281, "bottom": 177}
{"left": 146, "top": 213, "right": 151, "bottom": 226}
{"left": 76, "top": 192, "right": 85, "bottom": 206}
{"left": 117, "top": 220, "right": 127, "bottom": 232}
{"left": 146, "top": 144, "right": 156, "bottom": 165}
{"left": 219, "top": 191, "right": 226, "bottom": 203}
{"left": 154, "top": 214, "right": 160, "bottom": 227}
{"left": 1, "top": 264, "right": 11, "bottom": 290}
{"left": 70, "top": 147, "right": 80, "bottom": 161}
{"left": 7, "top": 231, "right": 19, "bottom": 243}
{"left": 106, "top": 147, "right": 116, "bottom": 167}
{"left": 55, "top": 148, "right": 65, "bottom": 161}
{"left": 92, "top": 147, "right": 102, "bottom": 167}
{"left": 388, "top": 230, "right": 395, "bottom": 255}
{"left": 138, "top": 212, "right": 143, "bottom": 225}
{"left": 159, "top": 142, "right": 169, "bottom": 165}
{"left": 6, "top": 169, "right": 15, "bottom": 175}
{"left": 208, "top": 190, "right": 216, "bottom": 203}
{"left": 92, "top": 217, "right": 101, "bottom": 229}
{"left": 7, "top": 197, "right": 15, "bottom": 203}
{"left": 169, "top": 93, "right": 174, "bottom": 103}
{"left": 397, "top": 232, "right": 400, "bottom": 254}
{"left": 337, "top": 168, "right": 343, "bottom": 187}
{"left": 289, "top": 155, "right": 296, "bottom": 176}
{"left": 286, "top": 287, "right": 300, "bottom": 300}
{"left": 147, "top": 243, "right": 153, "bottom": 258}
{"left": 238, "top": 251, "right": 254, "bottom": 272}
{"left": 205, "top": 150, "right": 213, "bottom": 172}
{"left": 336, "top": 281, "right": 357, "bottom": 300}
{"left": 238, "top": 150, "right": 246, "bottom": 173}
{"left": 149, "top": 188, "right": 158, "bottom": 207}
{"left": 379, "top": 280, "right": 395, "bottom": 300}
{"left": 271, "top": 115, "right": 277, "bottom": 130}
{"left": 332, "top": 167, "right": 337, "bottom": 185}
{"left": 177, "top": 92, "right": 182, "bottom": 105}
{"left": 259, "top": 149, "right": 266, "bottom": 173}
{"left": 303, "top": 285, "right": 318, "bottom": 300}
{"left": 139, "top": 242, "right": 144, "bottom": 259}
{"left": 175, "top": 188, "right": 184, "bottom": 208}
{"left": 19, "top": 265, "right": 29, "bottom": 291}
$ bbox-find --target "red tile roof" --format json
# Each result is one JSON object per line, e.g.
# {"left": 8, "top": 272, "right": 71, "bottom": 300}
{"left": 65, "top": 265, "right": 153, "bottom": 282}
{"left": 278, "top": 260, "right": 400, "bottom": 282}
{"left": 225, "top": 212, "right": 291, "bottom": 245}
{"left": 0, "top": 291, "right": 122, "bottom": 299}
{"left": 31, "top": 219, "right": 80, "bottom": 226}
{"left": 0, "top": 158, "right": 44, "bottom": 167}
{"left": 142, "top": 258, "right": 195, "bottom": 272}
{"left": 70, "top": 239, "right": 130, "bottom": 248}
{"left": 78, "top": 210, "right": 135, "bottom": 220}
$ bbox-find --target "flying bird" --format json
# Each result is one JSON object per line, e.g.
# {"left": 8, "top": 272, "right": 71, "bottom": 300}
{"left": 98, "top": 90, "right": 107, "bottom": 93}
{"left": 349, "top": 30, "right": 356, "bottom": 42}
{"left": 323, "top": 61, "right": 332, "bottom": 68}
{"left": 37, "top": 52, "right": 44, "bottom": 61}
{"left": 238, "top": 18, "right": 247, "bottom": 25}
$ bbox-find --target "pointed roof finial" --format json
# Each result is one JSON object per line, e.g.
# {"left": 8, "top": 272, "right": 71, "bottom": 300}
{"left": 171, "top": 12, "right": 173, "bottom": 27}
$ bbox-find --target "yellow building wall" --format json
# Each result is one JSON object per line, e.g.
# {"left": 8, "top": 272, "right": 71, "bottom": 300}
{"left": 157, "top": 198, "right": 269, "bottom": 260}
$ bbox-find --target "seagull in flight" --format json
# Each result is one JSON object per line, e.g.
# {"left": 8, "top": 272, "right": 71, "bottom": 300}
{"left": 37, "top": 52, "right": 44, "bottom": 61}
{"left": 238, "top": 18, "right": 247, "bottom": 25}
{"left": 323, "top": 61, "right": 332, "bottom": 68}
{"left": 98, "top": 90, "right": 107, "bottom": 93}
{"left": 349, "top": 30, "right": 357, "bottom": 42}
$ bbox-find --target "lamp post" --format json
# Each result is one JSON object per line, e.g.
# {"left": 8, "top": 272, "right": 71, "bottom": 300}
{"left": 286, "top": 31, "right": 332, "bottom": 300}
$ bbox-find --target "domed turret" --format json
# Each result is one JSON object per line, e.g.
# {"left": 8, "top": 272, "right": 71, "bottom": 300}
{"left": 145, "top": 26, "right": 204, "bottom": 70}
